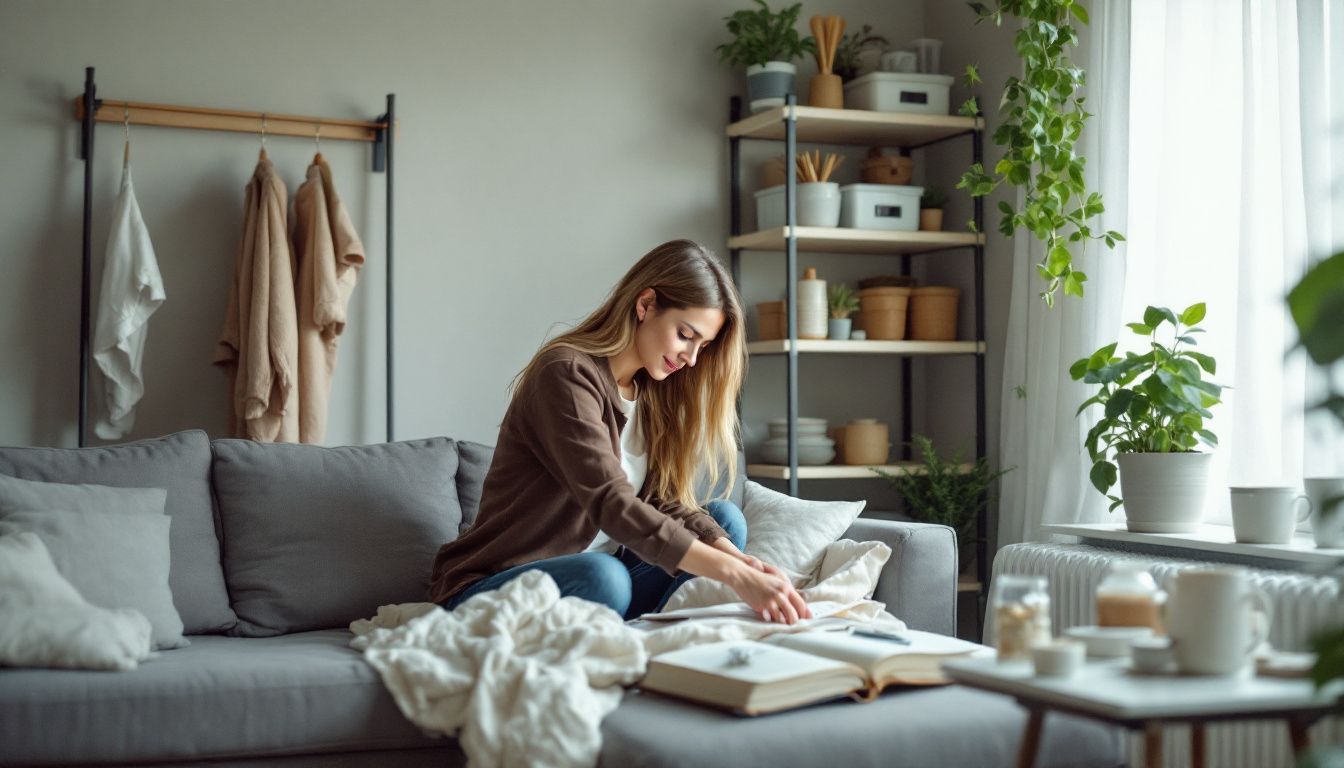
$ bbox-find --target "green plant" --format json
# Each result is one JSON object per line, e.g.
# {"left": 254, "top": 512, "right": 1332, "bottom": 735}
{"left": 716, "top": 0, "right": 816, "bottom": 68}
{"left": 920, "top": 185, "right": 947, "bottom": 210}
{"left": 828, "top": 283, "right": 860, "bottom": 319}
{"left": 956, "top": 1, "right": 1125, "bottom": 307}
{"left": 873, "top": 435, "right": 1013, "bottom": 569}
{"left": 834, "top": 24, "right": 888, "bottom": 81}
{"left": 1070, "top": 303, "right": 1224, "bottom": 511}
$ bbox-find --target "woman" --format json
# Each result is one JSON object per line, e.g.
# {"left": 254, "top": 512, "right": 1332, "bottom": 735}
{"left": 429, "top": 240, "right": 811, "bottom": 624}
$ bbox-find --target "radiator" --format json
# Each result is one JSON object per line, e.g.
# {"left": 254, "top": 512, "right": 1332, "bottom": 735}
{"left": 992, "top": 542, "right": 1344, "bottom": 768}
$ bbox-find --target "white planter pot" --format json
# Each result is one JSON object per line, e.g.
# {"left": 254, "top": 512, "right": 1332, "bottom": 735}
{"left": 1117, "top": 452, "right": 1212, "bottom": 533}
{"left": 797, "top": 182, "right": 841, "bottom": 227}
{"left": 746, "top": 61, "right": 797, "bottom": 113}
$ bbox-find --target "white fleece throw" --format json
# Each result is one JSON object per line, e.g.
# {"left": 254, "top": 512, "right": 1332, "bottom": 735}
{"left": 350, "top": 539, "right": 903, "bottom": 768}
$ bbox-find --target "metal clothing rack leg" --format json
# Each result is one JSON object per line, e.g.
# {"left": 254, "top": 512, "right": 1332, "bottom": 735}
{"left": 75, "top": 67, "right": 396, "bottom": 446}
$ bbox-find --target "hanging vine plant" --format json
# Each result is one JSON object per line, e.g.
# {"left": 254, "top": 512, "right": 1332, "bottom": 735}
{"left": 956, "top": 0, "right": 1124, "bottom": 306}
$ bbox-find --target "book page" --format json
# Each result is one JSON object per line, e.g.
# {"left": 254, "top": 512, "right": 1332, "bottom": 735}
{"left": 647, "top": 639, "right": 860, "bottom": 685}
{"left": 768, "top": 629, "right": 987, "bottom": 676}
{"left": 637, "top": 599, "right": 866, "bottom": 623}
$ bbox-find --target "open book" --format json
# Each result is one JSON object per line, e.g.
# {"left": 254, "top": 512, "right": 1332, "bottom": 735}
{"left": 638, "top": 629, "right": 988, "bottom": 716}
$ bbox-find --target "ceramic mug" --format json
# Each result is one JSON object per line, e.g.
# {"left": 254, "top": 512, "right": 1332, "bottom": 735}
{"left": 1230, "top": 486, "right": 1311, "bottom": 544}
{"left": 1164, "top": 567, "right": 1271, "bottom": 675}
{"left": 1305, "top": 477, "right": 1344, "bottom": 548}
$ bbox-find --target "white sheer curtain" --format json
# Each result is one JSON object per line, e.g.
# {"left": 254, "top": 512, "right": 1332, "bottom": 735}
{"left": 1122, "top": 0, "right": 1344, "bottom": 525}
{"left": 996, "top": 0, "right": 1131, "bottom": 546}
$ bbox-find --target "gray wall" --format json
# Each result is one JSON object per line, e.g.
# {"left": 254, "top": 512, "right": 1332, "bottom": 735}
{"left": 0, "top": 0, "right": 1017, "bottom": 513}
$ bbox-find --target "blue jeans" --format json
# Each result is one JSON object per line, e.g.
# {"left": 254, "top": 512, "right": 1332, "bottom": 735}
{"left": 439, "top": 499, "right": 748, "bottom": 620}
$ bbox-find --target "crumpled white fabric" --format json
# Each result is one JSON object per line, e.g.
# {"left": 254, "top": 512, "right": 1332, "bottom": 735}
{"left": 350, "top": 539, "right": 905, "bottom": 768}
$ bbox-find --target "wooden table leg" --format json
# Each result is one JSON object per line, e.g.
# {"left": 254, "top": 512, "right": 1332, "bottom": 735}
{"left": 1144, "top": 722, "right": 1164, "bottom": 768}
{"left": 1190, "top": 723, "right": 1206, "bottom": 768}
{"left": 1015, "top": 708, "right": 1045, "bottom": 768}
{"left": 1288, "top": 718, "right": 1312, "bottom": 758}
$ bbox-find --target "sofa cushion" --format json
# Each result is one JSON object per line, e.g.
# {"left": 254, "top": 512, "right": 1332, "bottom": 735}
{"left": 0, "top": 630, "right": 445, "bottom": 766}
{"left": 602, "top": 685, "right": 1125, "bottom": 768}
{"left": 0, "top": 430, "right": 235, "bottom": 634}
{"left": 212, "top": 438, "right": 462, "bottom": 636}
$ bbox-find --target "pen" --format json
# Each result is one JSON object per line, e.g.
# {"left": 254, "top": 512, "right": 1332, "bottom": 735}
{"left": 848, "top": 627, "right": 912, "bottom": 645}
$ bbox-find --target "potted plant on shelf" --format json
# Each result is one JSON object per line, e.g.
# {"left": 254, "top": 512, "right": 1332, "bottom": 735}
{"left": 919, "top": 186, "right": 946, "bottom": 231}
{"left": 1070, "top": 303, "right": 1224, "bottom": 532}
{"left": 872, "top": 434, "right": 1012, "bottom": 574}
{"left": 833, "top": 23, "right": 889, "bottom": 82}
{"left": 828, "top": 283, "right": 860, "bottom": 340}
{"left": 716, "top": 0, "right": 816, "bottom": 114}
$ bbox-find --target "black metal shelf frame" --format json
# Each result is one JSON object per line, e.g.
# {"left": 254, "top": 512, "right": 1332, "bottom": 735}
{"left": 727, "top": 94, "right": 989, "bottom": 610}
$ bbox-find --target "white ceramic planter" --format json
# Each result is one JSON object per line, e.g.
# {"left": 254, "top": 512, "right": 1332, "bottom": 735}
{"left": 797, "top": 182, "right": 841, "bottom": 227}
{"left": 746, "top": 61, "right": 797, "bottom": 113}
{"left": 1116, "top": 452, "right": 1212, "bottom": 533}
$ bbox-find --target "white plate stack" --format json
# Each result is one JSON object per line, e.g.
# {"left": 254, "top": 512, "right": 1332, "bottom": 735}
{"left": 761, "top": 418, "right": 835, "bottom": 465}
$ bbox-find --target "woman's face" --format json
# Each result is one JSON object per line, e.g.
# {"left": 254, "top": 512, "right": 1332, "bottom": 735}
{"left": 635, "top": 290, "right": 725, "bottom": 382}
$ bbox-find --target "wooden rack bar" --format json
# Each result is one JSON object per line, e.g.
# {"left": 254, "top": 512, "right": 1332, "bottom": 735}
{"left": 73, "top": 97, "right": 390, "bottom": 143}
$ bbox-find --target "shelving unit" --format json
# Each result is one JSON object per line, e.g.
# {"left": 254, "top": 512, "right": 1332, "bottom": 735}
{"left": 726, "top": 96, "right": 988, "bottom": 611}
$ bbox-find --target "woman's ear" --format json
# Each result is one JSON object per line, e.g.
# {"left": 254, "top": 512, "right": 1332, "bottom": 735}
{"left": 637, "top": 288, "right": 656, "bottom": 322}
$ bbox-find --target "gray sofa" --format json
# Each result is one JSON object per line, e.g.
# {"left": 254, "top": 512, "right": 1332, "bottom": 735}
{"left": 0, "top": 431, "right": 1124, "bottom": 767}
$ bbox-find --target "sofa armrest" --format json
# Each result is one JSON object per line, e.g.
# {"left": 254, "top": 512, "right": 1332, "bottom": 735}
{"left": 841, "top": 518, "right": 957, "bottom": 636}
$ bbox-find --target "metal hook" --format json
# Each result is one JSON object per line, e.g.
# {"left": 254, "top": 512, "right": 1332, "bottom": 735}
{"left": 122, "top": 103, "right": 131, "bottom": 167}
{"left": 314, "top": 123, "right": 321, "bottom": 151}
{"left": 260, "top": 113, "right": 268, "bottom": 149}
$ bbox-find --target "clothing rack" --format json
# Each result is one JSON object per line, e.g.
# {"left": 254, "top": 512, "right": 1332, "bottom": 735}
{"left": 74, "top": 66, "right": 397, "bottom": 447}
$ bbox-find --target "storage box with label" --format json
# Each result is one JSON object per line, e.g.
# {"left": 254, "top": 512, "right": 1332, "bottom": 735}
{"left": 843, "top": 72, "right": 953, "bottom": 115}
{"left": 840, "top": 184, "right": 923, "bottom": 230}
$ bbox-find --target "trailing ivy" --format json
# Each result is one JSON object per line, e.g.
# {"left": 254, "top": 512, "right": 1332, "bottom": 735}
{"left": 957, "top": 0, "right": 1124, "bottom": 306}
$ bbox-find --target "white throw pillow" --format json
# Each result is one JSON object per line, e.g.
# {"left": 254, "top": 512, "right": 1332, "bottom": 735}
{"left": 0, "top": 532, "right": 153, "bottom": 670}
{"left": 660, "top": 481, "right": 868, "bottom": 611}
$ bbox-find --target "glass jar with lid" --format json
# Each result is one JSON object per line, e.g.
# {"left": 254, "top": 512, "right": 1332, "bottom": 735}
{"left": 991, "top": 574, "right": 1051, "bottom": 661}
{"left": 1095, "top": 560, "right": 1166, "bottom": 634}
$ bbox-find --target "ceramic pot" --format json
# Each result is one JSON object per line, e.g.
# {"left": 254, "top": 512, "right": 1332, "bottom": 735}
{"left": 908, "top": 286, "right": 959, "bottom": 341}
{"left": 919, "top": 208, "right": 944, "bottom": 231}
{"left": 797, "top": 182, "right": 841, "bottom": 227}
{"left": 798, "top": 267, "right": 828, "bottom": 339}
{"left": 1116, "top": 452, "right": 1212, "bottom": 533}
{"left": 843, "top": 419, "right": 890, "bottom": 465}
{"left": 857, "top": 286, "right": 911, "bottom": 340}
{"left": 808, "top": 73, "right": 844, "bottom": 109}
{"left": 827, "top": 318, "right": 852, "bottom": 340}
{"left": 747, "top": 62, "right": 797, "bottom": 113}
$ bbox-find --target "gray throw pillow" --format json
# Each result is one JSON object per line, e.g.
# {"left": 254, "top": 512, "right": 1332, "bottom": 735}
{"left": 0, "top": 476, "right": 187, "bottom": 650}
{"left": 0, "top": 430, "right": 235, "bottom": 634}
{"left": 212, "top": 437, "right": 463, "bottom": 636}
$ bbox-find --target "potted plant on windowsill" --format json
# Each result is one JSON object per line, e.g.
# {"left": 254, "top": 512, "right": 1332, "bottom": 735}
{"left": 828, "top": 283, "right": 860, "bottom": 340}
{"left": 1071, "top": 303, "right": 1224, "bottom": 532}
{"left": 717, "top": 0, "right": 816, "bottom": 114}
{"left": 872, "top": 435, "right": 1013, "bottom": 574}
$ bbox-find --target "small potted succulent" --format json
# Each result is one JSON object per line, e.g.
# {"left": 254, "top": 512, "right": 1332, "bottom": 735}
{"left": 716, "top": 0, "right": 816, "bottom": 114}
{"left": 833, "top": 23, "right": 889, "bottom": 81}
{"left": 873, "top": 435, "right": 1012, "bottom": 574}
{"left": 828, "top": 283, "right": 860, "bottom": 340}
{"left": 919, "top": 185, "right": 947, "bottom": 232}
{"left": 1071, "top": 303, "right": 1224, "bottom": 532}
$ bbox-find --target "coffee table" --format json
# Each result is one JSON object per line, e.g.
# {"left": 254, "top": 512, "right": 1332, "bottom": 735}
{"left": 942, "top": 656, "right": 1342, "bottom": 768}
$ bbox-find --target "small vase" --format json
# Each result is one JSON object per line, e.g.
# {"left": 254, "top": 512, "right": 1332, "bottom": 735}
{"left": 919, "top": 208, "right": 944, "bottom": 231}
{"left": 746, "top": 62, "right": 797, "bottom": 113}
{"left": 827, "top": 318, "right": 852, "bottom": 340}
{"left": 808, "top": 73, "right": 844, "bottom": 109}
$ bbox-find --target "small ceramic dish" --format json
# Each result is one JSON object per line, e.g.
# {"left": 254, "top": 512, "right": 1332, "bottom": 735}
{"left": 1129, "top": 636, "right": 1175, "bottom": 674}
{"left": 1032, "top": 639, "right": 1086, "bottom": 678}
{"left": 1063, "top": 625, "right": 1154, "bottom": 658}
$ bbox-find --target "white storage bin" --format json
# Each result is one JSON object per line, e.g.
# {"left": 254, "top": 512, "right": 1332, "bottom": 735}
{"left": 840, "top": 184, "right": 923, "bottom": 230}
{"left": 843, "top": 72, "right": 953, "bottom": 115}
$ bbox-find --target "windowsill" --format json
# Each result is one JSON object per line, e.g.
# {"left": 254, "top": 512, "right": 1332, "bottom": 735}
{"left": 1042, "top": 523, "right": 1344, "bottom": 569}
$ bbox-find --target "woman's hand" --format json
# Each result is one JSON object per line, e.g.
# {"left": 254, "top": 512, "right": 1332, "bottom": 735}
{"left": 725, "top": 561, "right": 812, "bottom": 625}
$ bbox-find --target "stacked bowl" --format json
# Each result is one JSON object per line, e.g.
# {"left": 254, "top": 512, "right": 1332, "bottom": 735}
{"left": 761, "top": 418, "right": 836, "bottom": 465}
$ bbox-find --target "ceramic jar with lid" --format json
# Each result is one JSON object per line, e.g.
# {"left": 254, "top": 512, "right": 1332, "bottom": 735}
{"left": 1095, "top": 561, "right": 1166, "bottom": 634}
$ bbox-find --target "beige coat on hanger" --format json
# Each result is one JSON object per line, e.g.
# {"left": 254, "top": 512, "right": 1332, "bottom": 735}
{"left": 293, "top": 156, "right": 365, "bottom": 444}
{"left": 214, "top": 156, "right": 299, "bottom": 442}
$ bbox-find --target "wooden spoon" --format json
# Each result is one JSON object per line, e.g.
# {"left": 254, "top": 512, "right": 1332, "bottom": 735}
{"left": 810, "top": 15, "right": 826, "bottom": 71}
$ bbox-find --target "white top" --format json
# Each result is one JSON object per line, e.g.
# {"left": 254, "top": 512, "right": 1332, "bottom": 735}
{"left": 583, "top": 385, "right": 647, "bottom": 554}
{"left": 92, "top": 159, "right": 165, "bottom": 440}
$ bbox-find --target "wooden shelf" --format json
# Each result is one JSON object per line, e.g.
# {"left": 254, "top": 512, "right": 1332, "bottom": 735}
{"left": 746, "top": 461, "right": 973, "bottom": 480}
{"left": 729, "top": 227, "right": 983, "bottom": 255}
{"left": 726, "top": 105, "right": 983, "bottom": 147}
{"left": 1043, "top": 523, "right": 1344, "bottom": 568}
{"left": 747, "top": 339, "right": 984, "bottom": 355}
{"left": 958, "top": 579, "right": 983, "bottom": 593}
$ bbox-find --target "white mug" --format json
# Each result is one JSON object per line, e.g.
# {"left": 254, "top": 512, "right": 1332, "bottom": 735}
{"left": 879, "top": 51, "right": 918, "bottom": 73}
{"left": 1305, "top": 477, "right": 1344, "bottom": 548}
{"left": 1230, "top": 486, "right": 1311, "bottom": 544}
{"left": 1164, "top": 567, "right": 1271, "bottom": 676}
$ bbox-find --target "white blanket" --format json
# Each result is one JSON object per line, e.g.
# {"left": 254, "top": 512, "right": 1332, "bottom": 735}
{"left": 350, "top": 540, "right": 905, "bottom": 768}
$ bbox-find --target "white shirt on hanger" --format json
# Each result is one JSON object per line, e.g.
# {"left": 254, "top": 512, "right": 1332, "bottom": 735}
{"left": 93, "top": 156, "right": 165, "bottom": 440}
{"left": 583, "top": 385, "right": 647, "bottom": 555}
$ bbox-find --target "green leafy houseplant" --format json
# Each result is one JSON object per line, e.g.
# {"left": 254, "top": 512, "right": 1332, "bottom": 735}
{"left": 716, "top": 0, "right": 816, "bottom": 67}
{"left": 920, "top": 185, "right": 947, "bottom": 210}
{"left": 956, "top": 1, "right": 1125, "bottom": 306}
{"left": 873, "top": 435, "right": 1013, "bottom": 571}
{"left": 1070, "top": 303, "right": 1224, "bottom": 511}
{"left": 833, "top": 24, "right": 888, "bottom": 81}
{"left": 828, "top": 283, "right": 860, "bottom": 319}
